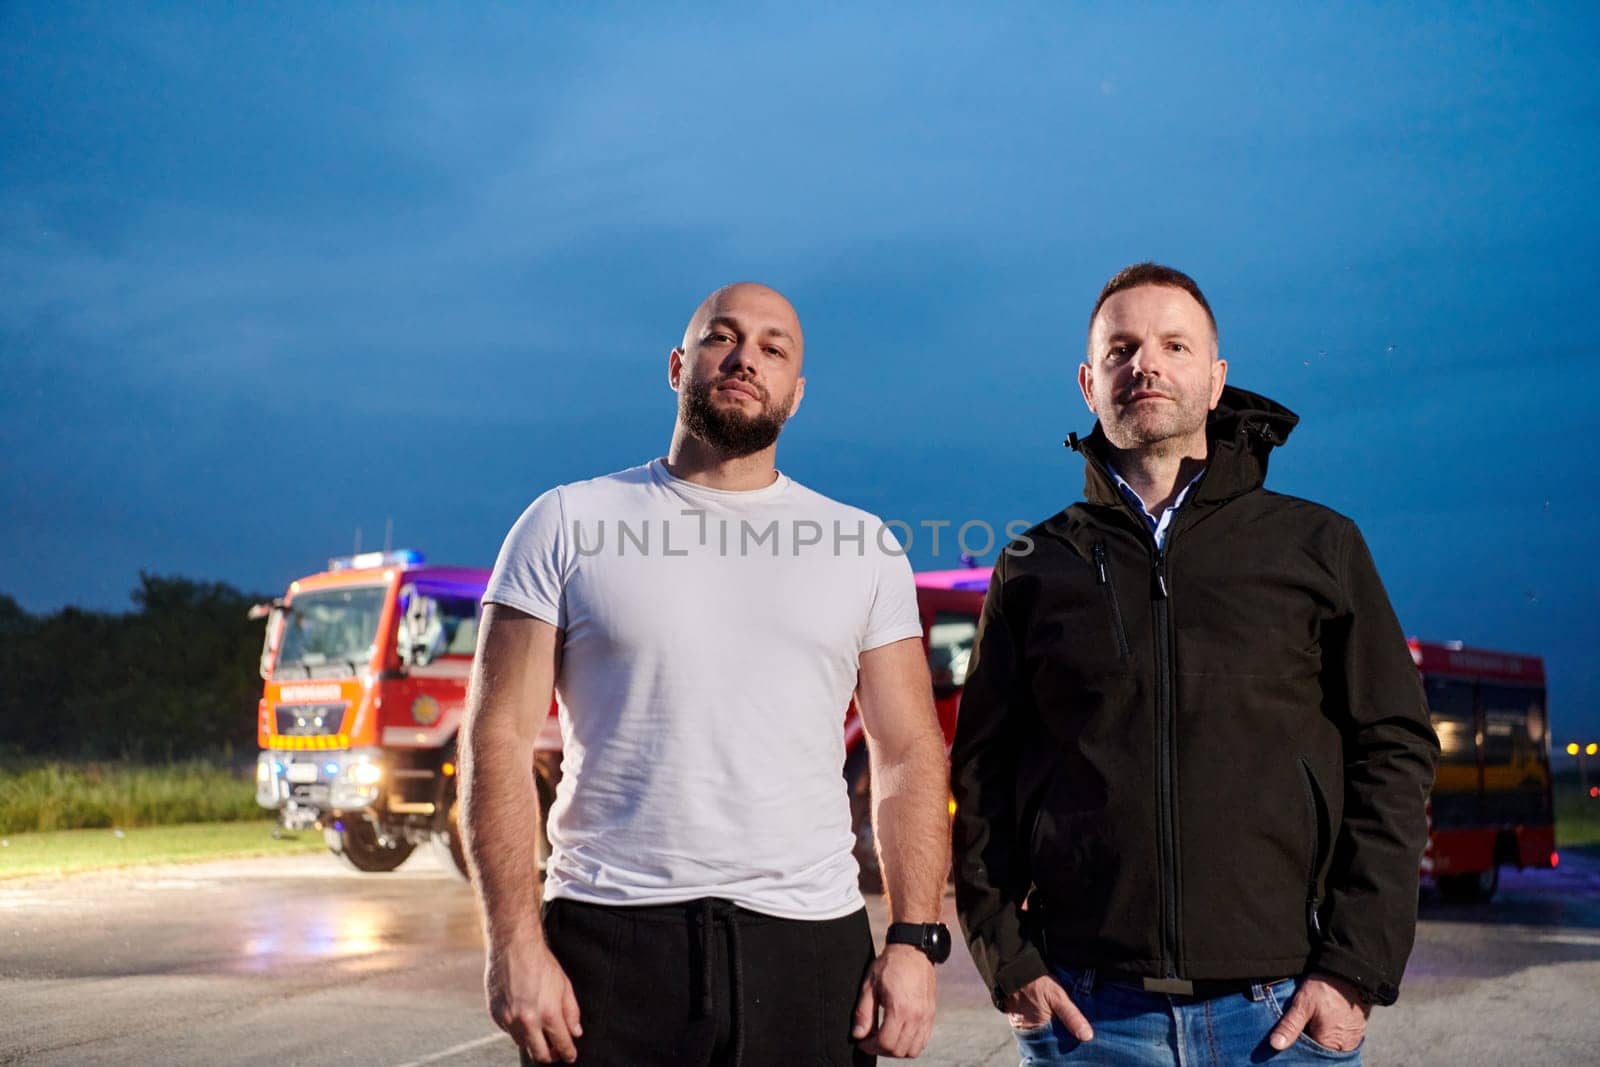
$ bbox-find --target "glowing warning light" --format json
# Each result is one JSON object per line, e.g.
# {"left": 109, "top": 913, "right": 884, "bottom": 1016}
{"left": 442, "top": 761, "right": 456, "bottom": 777}
{"left": 1588, "top": 743, "right": 1598, "bottom": 756}
{"left": 1568, "top": 743, "right": 1581, "bottom": 755}
{"left": 1590, "top": 787, "right": 1599, "bottom": 799}
{"left": 1551, "top": 852, "right": 1560, "bottom": 869}
{"left": 947, "top": 798, "right": 958, "bottom": 817}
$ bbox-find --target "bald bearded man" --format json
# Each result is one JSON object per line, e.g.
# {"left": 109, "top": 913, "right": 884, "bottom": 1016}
{"left": 462, "top": 284, "right": 952, "bottom": 1066}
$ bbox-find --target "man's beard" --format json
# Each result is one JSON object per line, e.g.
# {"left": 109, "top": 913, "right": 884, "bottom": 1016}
{"left": 1101, "top": 387, "right": 1211, "bottom": 451}
{"left": 680, "top": 375, "right": 793, "bottom": 458}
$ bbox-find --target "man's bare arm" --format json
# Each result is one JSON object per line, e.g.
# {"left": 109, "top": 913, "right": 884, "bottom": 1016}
{"left": 460, "top": 604, "right": 580, "bottom": 1064}
{"left": 849, "top": 635, "right": 950, "bottom": 1059}
{"left": 858, "top": 636, "right": 950, "bottom": 922}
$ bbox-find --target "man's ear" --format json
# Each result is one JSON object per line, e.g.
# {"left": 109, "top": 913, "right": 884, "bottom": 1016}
{"left": 668, "top": 348, "right": 684, "bottom": 391}
{"left": 1077, "top": 361, "right": 1098, "bottom": 413}
{"left": 1208, "top": 356, "right": 1228, "bottom": 410}
{"left": 788, "top": 376, "right": 806, "bottom": 418}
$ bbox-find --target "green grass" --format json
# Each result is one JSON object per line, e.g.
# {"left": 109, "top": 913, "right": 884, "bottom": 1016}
{"left": 0, "top": 759, "right": 263, "bottom": 834}
{"left": 0, "top": 820, "right": 324, "bottom": 879}
{"left": 1555, "top": 772, "right": 1600, "bottom": 849}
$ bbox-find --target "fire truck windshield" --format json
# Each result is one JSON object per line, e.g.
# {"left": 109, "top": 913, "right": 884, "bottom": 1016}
{"left": 276, "top": 585, "right": 388, "bottom": 675}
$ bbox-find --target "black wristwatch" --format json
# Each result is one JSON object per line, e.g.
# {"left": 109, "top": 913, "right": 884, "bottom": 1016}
{"left": 886, "top": 922, "right": 952, "bottom": 964}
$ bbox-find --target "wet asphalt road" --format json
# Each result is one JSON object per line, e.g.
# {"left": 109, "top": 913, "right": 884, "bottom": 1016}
{"left": 2, "top": 848, "right": 1598, "bottom": 1066}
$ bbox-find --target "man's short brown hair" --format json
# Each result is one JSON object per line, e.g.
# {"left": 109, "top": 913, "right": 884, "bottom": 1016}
{"left": 1088, "top": 262, "right": 1217, "bottom": 339}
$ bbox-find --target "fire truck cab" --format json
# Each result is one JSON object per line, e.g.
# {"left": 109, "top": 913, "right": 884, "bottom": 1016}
{"left": 253, "top": 551, "right": 558, "bottom": 874}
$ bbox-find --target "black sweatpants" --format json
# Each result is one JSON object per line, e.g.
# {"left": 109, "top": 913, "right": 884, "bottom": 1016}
{"left": 534, "top": 896, "right": 877, "bottom": 1067}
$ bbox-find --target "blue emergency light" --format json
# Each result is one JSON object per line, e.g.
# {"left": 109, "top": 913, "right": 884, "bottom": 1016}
{"left": 327, "top": 549, "right": 425, "bottom": 571}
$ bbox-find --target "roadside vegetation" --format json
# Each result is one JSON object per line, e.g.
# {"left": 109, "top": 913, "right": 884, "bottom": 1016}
{"left": 1554, "top": 770, "right": 1600, "bottom": 850}
{"left": 0, "top": 572, "right": 277, "bottom": 843}
{"left": 0, "top": 759, "right": 262, "bottom": 835}
{"left": 0, "top": 820, "right": 322, "bottom": 879}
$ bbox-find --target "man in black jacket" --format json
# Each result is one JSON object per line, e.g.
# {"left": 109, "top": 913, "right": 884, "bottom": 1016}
{"left": 951, "top": 263, "right": 1439, "bottom": 1064}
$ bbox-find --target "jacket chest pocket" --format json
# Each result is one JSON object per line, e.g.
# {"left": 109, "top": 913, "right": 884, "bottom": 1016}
{"left": 1023, "top": 573, "right": 1136, "bottom": 699}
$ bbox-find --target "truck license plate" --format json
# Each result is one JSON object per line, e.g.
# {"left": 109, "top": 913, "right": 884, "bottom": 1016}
{"left": 285, "top": 762, "right": 320, "bottom": 784}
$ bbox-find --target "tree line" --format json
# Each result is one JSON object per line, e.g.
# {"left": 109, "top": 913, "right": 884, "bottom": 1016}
{"left": 0, "top": 574, "right": 269, "bottom": 761}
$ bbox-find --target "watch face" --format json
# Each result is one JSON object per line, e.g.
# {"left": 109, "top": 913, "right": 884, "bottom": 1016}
{"left": 925, "top": 923, "right": 952, "bottom": 964}
{"left": 889, "top": 922, "right": 953, "bottom": 964}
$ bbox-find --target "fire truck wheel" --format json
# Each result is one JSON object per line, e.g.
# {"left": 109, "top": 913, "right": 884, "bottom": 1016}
{"left": 1438, "top": 865, "right": 1498, "bottom": 904}
{"left": 333, "top": 820, "right": 416, "bottom": 873}
{"left": 431, "top": 775, "right": 554, "bottom": 883}
{"left": 844, "top": 745, "right": 882, "bottom": 895}
{"left": 431, "top": 808, "right": 471, "bottom": 882}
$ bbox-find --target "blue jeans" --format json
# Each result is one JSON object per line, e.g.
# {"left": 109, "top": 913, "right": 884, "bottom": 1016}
{"left": 1013, "top": 968, "right": 1362, "bottom": 1066}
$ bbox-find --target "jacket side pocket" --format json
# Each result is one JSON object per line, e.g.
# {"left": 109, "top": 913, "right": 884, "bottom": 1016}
{"left": 1298, "top": 757, "right": 1330, "bottom": 937}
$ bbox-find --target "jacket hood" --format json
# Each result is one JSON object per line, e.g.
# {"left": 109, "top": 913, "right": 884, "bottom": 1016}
{"left": 1067, "top": 385, "right": 1300, "bottom": 507}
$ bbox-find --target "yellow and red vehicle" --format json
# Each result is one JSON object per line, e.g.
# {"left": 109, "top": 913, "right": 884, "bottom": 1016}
{"left": 253, "top": 550, "right": 559, "bottom": 874}
{"left": 253, "top": 554, "right": 988, "bottom": 883}
{"left": 1414, "top": 639, "right": 1556, "bottom": 901}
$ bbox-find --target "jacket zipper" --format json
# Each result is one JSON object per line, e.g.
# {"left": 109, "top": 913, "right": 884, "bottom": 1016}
{"left": 1151, "top": 548, "right": 1179, "bottom": 976}
{"left": 1091, "top": 543, "right": 1131, "bottom": 659}
{"left": 1075, "top": 443, "right": 1191, "bottom": 979}
{"left": 1299, "top": 758, "right": 1325, "bottom": 937}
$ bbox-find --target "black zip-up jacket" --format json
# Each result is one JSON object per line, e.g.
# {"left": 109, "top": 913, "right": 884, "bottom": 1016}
{"left": 951, "top": 386, "right": 1439, "bottom": 1009}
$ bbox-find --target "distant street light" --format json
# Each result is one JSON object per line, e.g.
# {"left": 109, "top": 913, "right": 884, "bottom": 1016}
{"left": 1569, "top": 743, "right": 1581, "bottom": 756}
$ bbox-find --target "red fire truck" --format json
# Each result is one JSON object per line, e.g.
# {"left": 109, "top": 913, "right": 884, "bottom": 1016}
{"left": 1411, "top": 639, "right": 1556, "bottom": 901}
{"left": 253, "top": 551, "right": 559, "bottom": 875}
{"left": 253, "top": 554, "right": 984, "bottom": 881}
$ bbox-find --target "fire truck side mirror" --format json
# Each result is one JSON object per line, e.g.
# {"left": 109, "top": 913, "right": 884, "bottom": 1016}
{"left": 257, "top": 604, "right": 286, "bottom": 679}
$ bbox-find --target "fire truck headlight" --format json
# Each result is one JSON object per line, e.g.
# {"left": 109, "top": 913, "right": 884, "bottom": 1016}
{"left": 257, "top": 760, "right": 272, "bottom": 785}
{"left": 328, "top": 750, "right": 385, "bottom": 811}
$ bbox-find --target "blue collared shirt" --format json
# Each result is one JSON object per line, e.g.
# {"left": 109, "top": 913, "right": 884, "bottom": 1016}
{"left": 1108, "top": 467, "right": 1206, "bottom": 551}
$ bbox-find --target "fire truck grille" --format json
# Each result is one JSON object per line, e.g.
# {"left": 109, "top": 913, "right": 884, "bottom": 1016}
{"left": 276, "top": 703, "right": 348, "bottom": 736}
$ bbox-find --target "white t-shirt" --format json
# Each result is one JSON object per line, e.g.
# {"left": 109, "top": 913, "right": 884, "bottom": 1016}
{"left": 483, "top": 459, "right": 922, "bottom": 919}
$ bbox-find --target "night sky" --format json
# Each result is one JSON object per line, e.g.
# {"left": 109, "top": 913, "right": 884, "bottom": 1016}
{"left": 3, "top": 4, "right": 1597, "bottom": 739}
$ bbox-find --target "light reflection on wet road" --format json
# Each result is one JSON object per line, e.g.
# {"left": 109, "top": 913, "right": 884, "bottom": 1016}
{"left": 0, "top": 851, "right": 502, "bottom": 1065}
{"left": 2, "top": 848, "right": 1598, "bottom": 1065}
